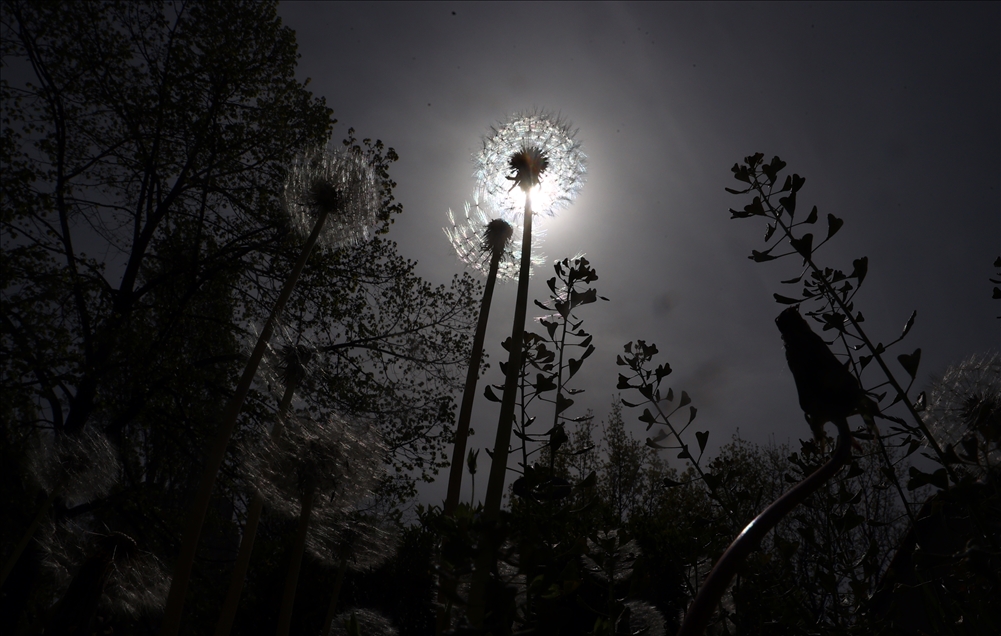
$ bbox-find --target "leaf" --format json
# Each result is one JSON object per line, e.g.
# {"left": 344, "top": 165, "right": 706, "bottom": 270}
{"left": 907, "top": 466, "right": 948, "bottom": 490}
{"left": 662, "top": 477, "right": 684, "bottom": 488}
{"left": 555, "top": 392, "right": 575, "bottom": 415}
{"left": 534, "top": 373, "right": 557, "bottom": 393}
{"left": 789, "top": 233, "right": 813, "bottom": 259}
{"left": 567, "top": 358, "right": 582, "bottom": 380}
{"left": 688, "top": 406, "right": 698, "bottom": 423}
{"left": 899, "top": 310, "right": 917, "bottom": 340}
{"left": 897, "top": 348, "right": 921, "bottom": 380}
{"left": 679, "top": 391, "right": 691, "bottom": 407}
{"left": 773, "top": 293, "right": 802, "bottom": 305}
{"left": 750, "top": 249, "right": 777, "bottom": 262}
{"left": 804, "top": 206, "right": 818, "bottom": 224}
{"left": 790, "top": 173, "right": 806, "bottom": 193}
{"left": 620, "top": 398, "right": 640, "bottom": 408}
{"left": 695, "top": 430, "right": 709, "bottom": 453}
{"left": 570, "top": 287, "right": 597, "bottom": 309}
{"left": 580, "top": 344, "right": 595, "bottom": 360}
{"left": 850, "top": 257, "right": 868, "bottom": 284}
{"left": 779, "top": 192, "right": 797, "bottom": 215}
{"left": 826, "top": 213, "right": 844, "bottom": 239}
{"left": 483, "top": 385, "right": 502, "bottom": 402}
{"left": 780, "top": 274, "right": 803, "bottom": 284}
{"left": 617, "top": 374, "right": 633, "bottom": 390}
{"left": 638, "top": 408, "right": 657, "bottom": 428}
{"left": 534, "top": 299, "right": 551, "bottom": 312}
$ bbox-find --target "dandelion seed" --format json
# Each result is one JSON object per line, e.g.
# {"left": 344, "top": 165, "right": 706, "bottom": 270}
{"left": 475, "top": 111, "right": 586, "bottom": 221}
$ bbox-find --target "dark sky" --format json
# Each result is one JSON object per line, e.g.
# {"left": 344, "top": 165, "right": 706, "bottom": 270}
{"left": 277, "top": 1, "right": 1000, "bottom": 506}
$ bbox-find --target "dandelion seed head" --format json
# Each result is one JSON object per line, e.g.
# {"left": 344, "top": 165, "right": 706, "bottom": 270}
{"left": 306, "top": 509, "right": 399, "bottom": 571}
{"left": 624, "top": 600, "right": 667, "bottom": 636}
{"left": 28, "top": 426, "right": 120, "bottom": 507}
{"left": 443, "top": 199, "right": 546, "bottom": 280}
{"left": 475, "top": 111, "right": 586, "bottom": 220}
{"left": 39, "top": 521, "right": 169, "bottom": 617}
{"left": 329, "top": 608, "right": 398, "bottom": 636}
{"left": 283, "top": 145, "right": 382, "bottom": 248}
{"left": 923, "top": 351, "right": 1001, "bottom": 476}
{"left": 242, "top": 414, "right": 385, "bottom": 519}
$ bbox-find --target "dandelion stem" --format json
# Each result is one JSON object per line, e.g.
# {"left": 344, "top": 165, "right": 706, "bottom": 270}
{"left": 444, "top": 248, "right": 502, "bottom": 516}
{"left": 468, "top": 196, "right": 533, "bottom": 627}
{"left": 214, "top": 380, "right": 298, "bottom": 636}
{"left": 276, "top": 485, "right": 318, "bottom": 636}
{"left": 320, "top": 557, "right": 349, "bottom": 636}
{"left": 160, "top": 208, "right": 330, "bottom": 636}
{"left": 0, "top": 480, "right": 63, "bottom": 587}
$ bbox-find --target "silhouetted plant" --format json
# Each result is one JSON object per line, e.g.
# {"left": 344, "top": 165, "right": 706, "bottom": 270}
{"left": 467, "top": 112, "right": 585, "bottom": 628}
{"left": 163, "top": 142, "right": 389, "bottom": 633}
{"left": 725, "top": 153, "right": 952, "bottom": 501}
{"left": 242, "top": 412, "right": 385, "bottom": 635}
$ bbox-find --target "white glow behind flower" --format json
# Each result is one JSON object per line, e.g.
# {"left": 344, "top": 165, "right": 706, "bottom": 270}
{"left": 474, "top": 112, "right": 586, "bottom": 220}
{"left": 443, "top": 198, "right": 546, "bottom": 281}
{"left": 283, "top": 145, "right": 381, "bottom": 248}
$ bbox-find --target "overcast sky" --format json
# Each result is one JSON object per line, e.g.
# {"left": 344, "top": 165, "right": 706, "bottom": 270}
{"left": 276, "top": 1, "right": 1000, "bottom": 507}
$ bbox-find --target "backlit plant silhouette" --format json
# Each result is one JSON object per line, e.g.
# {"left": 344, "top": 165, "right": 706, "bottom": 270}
{"left": 241, "top": 412, "right": 385, "bottom": 636}
{"left": 465, "top": 112, "right": 585, "bottom": 627}
{"left": 162, "top": 143, "right": 386, "bottom": 634}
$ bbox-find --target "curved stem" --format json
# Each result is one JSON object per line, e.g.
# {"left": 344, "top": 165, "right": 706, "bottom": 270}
{"left": 160, "top": 209, "right": 329, "bottom": 636}
{"left": 677, "top": 418, "right": 852, "bottom": 636}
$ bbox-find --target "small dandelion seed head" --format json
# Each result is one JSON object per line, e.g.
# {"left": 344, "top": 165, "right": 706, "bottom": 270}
{"left": 242, "top": 413, "right": 385, "bottom": 519}
{"left": 283, "top": 145, "right": 382, "bottom": 248}
{"left": 329, "top": 608, "right": 398, "bottom": 636}
{"left": 28, "top": 426, "right": 120, "bottom": 506}
{"left": 443, "top": 198, "right": 546, "bottom": 281}
{"left": 306, "top": 508, "right": 399, "bottom": 571}
{"left": 39, "top": 521, "right": 170, "bottom": 617}
{"left": 923, "top": 351, "right": 1001, "bottom": 475}
{"left": 624, "top": 600, "right": 667, "bottom": 636}
{"left": 475, "top": 111, "right": 586, "bottom": 220}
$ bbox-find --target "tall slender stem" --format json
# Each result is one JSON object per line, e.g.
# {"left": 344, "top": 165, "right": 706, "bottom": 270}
{"left": 160, "top": 209, "right": 330, "bottom": 636}
{"left": 320, "top": 557, "right": 349, "bottom": 636}
{"left": 444, "top": 250, "right": 502, "bottom": 516}
{"left": 276, "top": 485, "right": 317, "bottom": 636}
{"left": 467, "top": 197, "right": 533, "bottom": 627}
{"left": 214, "top": 380, "right": 298, "bottom": 636}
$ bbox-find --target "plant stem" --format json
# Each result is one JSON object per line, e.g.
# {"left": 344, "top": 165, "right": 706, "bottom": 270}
{"left": 0, "top": 481, "right": 63, "bottom": 587}
{"left": 677, "top": 418, "right": 852, "bottom": 636}
{"left": 160, "top": 209, "right": 330, "bottom": 636}
{"left": 320, "top": 557, "right": 349, "bottom": 636}
{"left": 467, "top": 196, "right": 533, "bottom": 627}
{"left": 276, "top": 485, "right": 317, "bottom": 636}
{"left": 214, "top": 381, "right": 298, "bottom": 636}
{"left": 444, "top": 249, "right": 502, "bottom": 516}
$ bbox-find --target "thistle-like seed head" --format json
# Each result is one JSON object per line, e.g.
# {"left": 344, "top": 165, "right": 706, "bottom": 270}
{"left": 443, "top": 198, "right": 545, "bottom": 281}
{"left": 507, "top": 144, "right": 549, "bottom": 192}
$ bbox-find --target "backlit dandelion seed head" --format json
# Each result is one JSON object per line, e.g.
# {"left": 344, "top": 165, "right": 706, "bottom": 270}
{"left": 283, "top": 145, "right": 382, "bottom": 248}
{"left": 39, "top": 521, "right": 170, "bottom": 617}
{"left": 256, "top": 321, "right": 322, "bottom": 399}
{"left": 443, "top": 199, "right": 546, "bottom": 280}
{"left": 923, "top": 351, "right": 1000, "bottom": 475}
{"left": 242, "top": 414, "right": 385, "bottom": 519}
{"left": 28, "top": 426, "right": 120, "bottom": 507}
{"left": 475, "top": 111, "right": 586, "bottom": 220}
{"left": 306, "top": 509, "right": 399, "bottom": 571}
{"left": 329, "top": 608, "right": 398, "bottom": 636}
{"left": 624, "top": 601, "right": 667, "bottom": 636}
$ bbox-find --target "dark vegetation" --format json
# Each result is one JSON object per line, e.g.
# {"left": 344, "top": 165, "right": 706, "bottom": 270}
{"left": 2, "top": 2, "right": 998, "bottom": 635}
